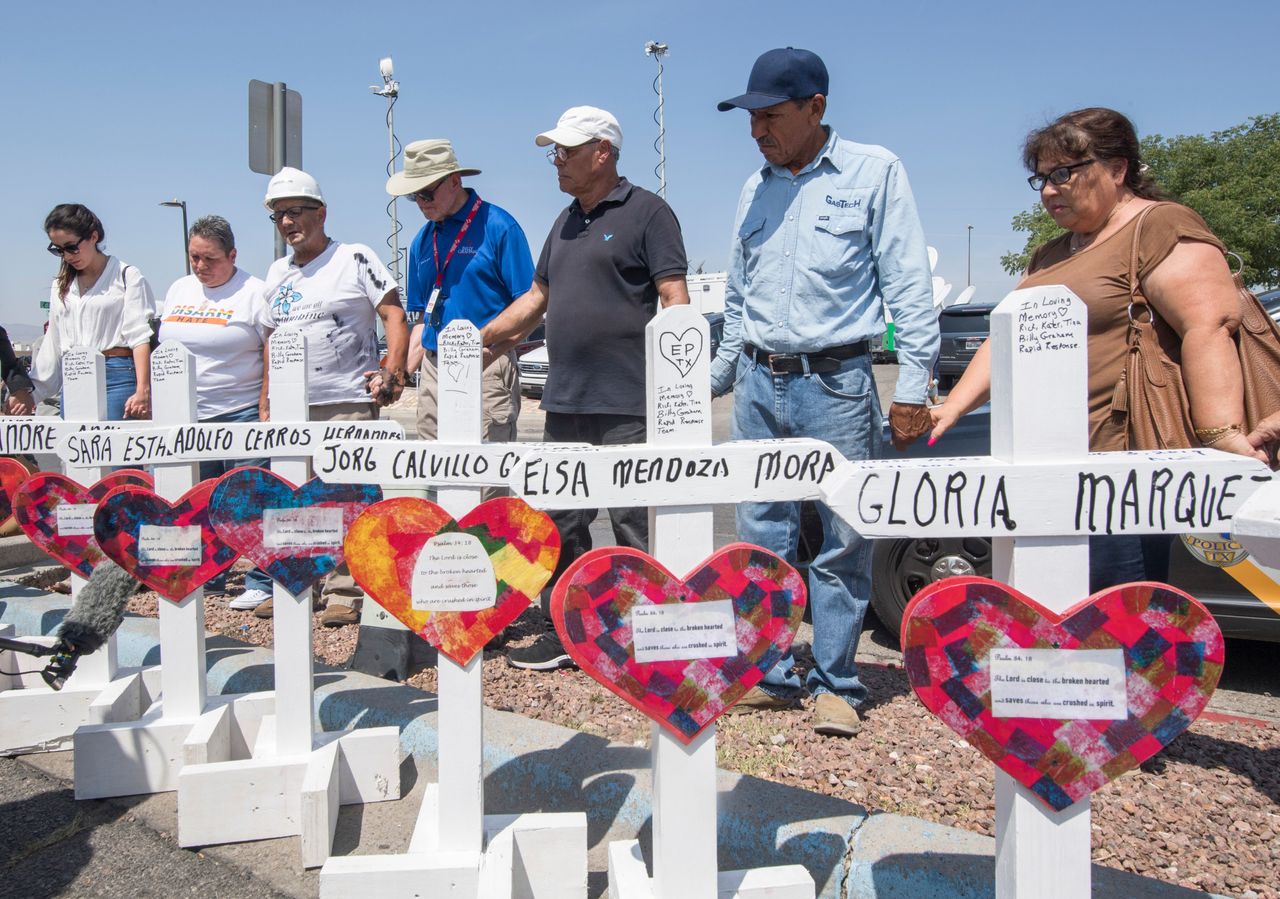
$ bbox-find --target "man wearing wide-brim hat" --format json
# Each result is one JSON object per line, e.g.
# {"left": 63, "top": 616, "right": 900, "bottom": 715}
{"left": 387, "top": 138, "right": 534, "bottom": 448}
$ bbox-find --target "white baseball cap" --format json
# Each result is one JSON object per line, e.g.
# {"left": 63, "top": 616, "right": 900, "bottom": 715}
{"left": 535, "top": 106, "right": 623, "bottom": 150}
{"left": 264, "top": 167, "right": 325, "bottom": 209}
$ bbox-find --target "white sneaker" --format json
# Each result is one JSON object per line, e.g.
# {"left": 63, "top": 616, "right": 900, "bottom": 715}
{"left": 228, "top": 588, "right": 272, "bottom": 611}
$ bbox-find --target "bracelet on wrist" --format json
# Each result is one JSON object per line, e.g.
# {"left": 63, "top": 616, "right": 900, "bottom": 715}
{"left": 1197, "top": 424, "right": 1241, "bottom": 446}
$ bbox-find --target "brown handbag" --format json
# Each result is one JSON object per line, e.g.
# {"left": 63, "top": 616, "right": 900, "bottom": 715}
{"left": 1114, "top": 203, "right": 1280, "bottom": 451}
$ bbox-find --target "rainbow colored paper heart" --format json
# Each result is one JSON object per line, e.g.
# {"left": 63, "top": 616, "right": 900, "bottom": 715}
{"left": 346, "top": 497, "right": 559, "bottom": 666}
{"left": 94, "top": 481, "right": 240, "bottom": 602}
{"left": 902, "top": 576, "right": 1223, "bottom": 811}
{"left": 207, "top": 467, "right": 382, "bottom": 595}
{"left": 552, "top": 545, "right": 807, "bottom": 744}
{"left": 14, "top": 470, "right": 154, "bottom": 576}
{"left": 0, "top": 457, "right": 32, "bottom": 525}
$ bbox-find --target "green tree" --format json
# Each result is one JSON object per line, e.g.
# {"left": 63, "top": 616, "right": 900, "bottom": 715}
{"left": 1003, "top": 114, "right": 1280, "bottom": 287}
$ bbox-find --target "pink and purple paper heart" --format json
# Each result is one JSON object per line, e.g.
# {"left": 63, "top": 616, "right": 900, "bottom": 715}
{"left": 551, "top": 544, "right": 806, "bottom": 745}
{"left": 14, "top": 470, "right": 154, "bottom": 577}
{"left": 901, "top": 576, "right": 1223, "bottom": 810}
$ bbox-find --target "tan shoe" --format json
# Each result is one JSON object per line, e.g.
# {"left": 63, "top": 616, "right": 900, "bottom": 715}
{"left": 253, "top": 597, "right": 273, "bottom": 619}
{"left": 813, "top": 693, "right": 863, "bottom": 737}
{"left": 729, "top": 685, "right": 799, "bottom": 714}
{"left": 320, "top": 604, "right": 359, "bottom": 627}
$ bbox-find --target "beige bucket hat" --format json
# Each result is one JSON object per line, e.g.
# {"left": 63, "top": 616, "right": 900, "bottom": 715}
{"left": 385, "top": 139, "right": 481, "bottom": 196}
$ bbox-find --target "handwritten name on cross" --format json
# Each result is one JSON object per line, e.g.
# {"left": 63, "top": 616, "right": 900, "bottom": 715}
{"left": 821, "top": 285, "right": 1272, "bottom": 899}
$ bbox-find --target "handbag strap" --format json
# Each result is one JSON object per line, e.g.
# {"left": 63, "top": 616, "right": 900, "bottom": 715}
{"left": 1126, "top": 202, "right": 1166, "bottom": 329}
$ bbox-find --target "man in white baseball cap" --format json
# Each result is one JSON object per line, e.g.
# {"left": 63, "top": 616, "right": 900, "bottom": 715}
{"left": 253, "top": 166, "right": 410, "bottom": 627}
{"left": 386, "top": 140, "right": 533, "bottom": 448}
{"left": 482, "top": 106, "right": 691, "bottom": 671}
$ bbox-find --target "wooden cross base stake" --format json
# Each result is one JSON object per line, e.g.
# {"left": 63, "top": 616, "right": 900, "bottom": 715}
{"left": 512, "top": 307, "right": 815, "bottom": 899}
{"left": 821, "top": 285, "right": 1272, "bottom": 898}
{"left": 0, "top": 348, "right": 152, "bottom": 756}
{"left": 319, "top": 322, "right": 586, "bottom": 898}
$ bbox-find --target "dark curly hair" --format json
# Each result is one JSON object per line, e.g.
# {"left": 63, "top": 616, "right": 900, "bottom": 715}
{"left": 1022, "top": 107, "right": 1166, "bottom": 200}
{"left": 44, "top": 204, "right": 105, "bottom": 300}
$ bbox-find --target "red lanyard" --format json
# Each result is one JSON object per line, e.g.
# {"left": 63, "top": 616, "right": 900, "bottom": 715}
{"left": 432, "top": 196, "right": 483, "bottom": 289}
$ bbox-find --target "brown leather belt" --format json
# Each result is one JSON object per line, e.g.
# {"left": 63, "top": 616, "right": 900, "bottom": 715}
{"left": 744, "top": 341, "right": 869, "bottom": 375}
{"left": 102, "top": 347, "right": 132, "bottom": 358}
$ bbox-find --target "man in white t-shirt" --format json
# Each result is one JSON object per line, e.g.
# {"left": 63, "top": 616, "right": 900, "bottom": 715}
{"left": 257, "top": 167, "right": 410, "bottom": 626}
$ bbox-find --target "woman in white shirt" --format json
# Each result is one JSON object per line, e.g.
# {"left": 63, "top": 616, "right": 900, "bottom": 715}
{"left": 14, "top": 205, "right": 156, "bottom": 419}
{"left": 158, "top": 215, "right": 274, "bottom": 606}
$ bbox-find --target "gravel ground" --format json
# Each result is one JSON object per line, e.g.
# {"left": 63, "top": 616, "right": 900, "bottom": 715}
{"left": 119, "top": 561, "right": 1279, "bottom": 898}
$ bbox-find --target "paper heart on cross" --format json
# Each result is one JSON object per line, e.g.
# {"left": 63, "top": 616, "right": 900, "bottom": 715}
{"left": 0, "top": 457, "right": 32, "bottom": 525}
{"left": 207, "top": 467, "right": 383, "bottom": 595}
{"left": 94, "top": 480, "right": 240, "bottom": 601}
{"left": 901, "top": 576, "right": 1223, "bottom": 811}
{"left": 552, "top": 544, "right": 807, "bottom": 744}
{"left": 14, "top": 469, "right": 155, "bottom": 576}
{"left": 345, "top": 496, "right": 560, "bottom": 666}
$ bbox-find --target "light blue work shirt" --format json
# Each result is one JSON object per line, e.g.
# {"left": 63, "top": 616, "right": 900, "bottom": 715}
{"left": 709, "top": 127, "right": 939, "bottom": 404}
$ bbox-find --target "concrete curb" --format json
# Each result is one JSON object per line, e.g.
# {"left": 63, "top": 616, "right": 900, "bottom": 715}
{"left": 0, "top": 583, "right": 1214, "bottom": 898}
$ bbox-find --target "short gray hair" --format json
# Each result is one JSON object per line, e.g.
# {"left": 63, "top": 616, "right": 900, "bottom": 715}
{"left": 188, "top": 215, "right": 235, "bottom": 254}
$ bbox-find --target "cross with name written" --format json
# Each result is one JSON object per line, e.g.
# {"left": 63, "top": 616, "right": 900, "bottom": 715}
{"left": 819, "top": 284, "right": 1273, "bottom": 898}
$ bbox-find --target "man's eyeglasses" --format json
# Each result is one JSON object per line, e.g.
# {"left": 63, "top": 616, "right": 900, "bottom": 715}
{"left": 546, "top": 140, "right": 600, "bottom": 164}
{"left": 47, "top": 237, "right": 87, "bottom": 257}
{"left": 412, "top": 183, "right": 446, "bottom": 203}
{"left": 1027, "top": 159, "right": 1096, "bottom": 191}
{"left": 268, "top": 205, "right": 321, "bottom": 223}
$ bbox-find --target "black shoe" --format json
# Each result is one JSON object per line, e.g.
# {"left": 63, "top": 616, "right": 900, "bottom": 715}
{"left": 506, "top": 633, "right": 576, "bottom": 671}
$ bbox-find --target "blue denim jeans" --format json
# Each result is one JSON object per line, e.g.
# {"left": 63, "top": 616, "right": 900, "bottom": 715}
{"left": 730, "top": 350, "right": 882, "bottom": 707}
{"left": 104, "top": 356, "right": 138, "bottom": 421}
{"left": 198, "top": 404, "right": 273, "bottom": 595}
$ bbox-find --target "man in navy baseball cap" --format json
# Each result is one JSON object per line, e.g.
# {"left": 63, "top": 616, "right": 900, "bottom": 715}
{"left": 712, "top": 47, "right": 939, "bottom": 738}
{"left": 716, "top": 47, "right": 829, "bottom": 111}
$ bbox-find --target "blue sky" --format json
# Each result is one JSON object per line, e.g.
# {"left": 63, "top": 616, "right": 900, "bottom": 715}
{"left": 2, "top": 0, "right": 1275, "bottom": 333}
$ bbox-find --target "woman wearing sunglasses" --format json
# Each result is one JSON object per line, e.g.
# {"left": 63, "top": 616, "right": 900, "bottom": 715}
{"left": 930, "top": 107, "right": 1262, "bottom": 590}
{"left": 13, "top": 204, "right": 157, "bottom": 419}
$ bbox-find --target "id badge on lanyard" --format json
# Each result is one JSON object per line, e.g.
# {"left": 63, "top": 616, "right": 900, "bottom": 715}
{"left": 429, "top": 196, "right": 482, "bottom": 330}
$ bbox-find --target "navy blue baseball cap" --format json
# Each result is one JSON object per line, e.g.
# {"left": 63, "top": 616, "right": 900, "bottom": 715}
{"left": 717, "top": 47, "right": 829, "bottom": 112}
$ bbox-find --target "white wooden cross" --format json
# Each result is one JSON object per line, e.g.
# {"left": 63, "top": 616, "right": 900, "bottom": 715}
{"left": 50, "top": 333, "right": 404, "bottom": 866}
{"left": 316, "top": 320, "right": 588, "bottom": 898}
{"left": 0, "top": 348, "right": 154, "bottom": 755}
{"left": 819, "top": 285, "right": 1272, "bottom": 898}
{"left": 508, "top": 305, "right": 823, "bottom": 899}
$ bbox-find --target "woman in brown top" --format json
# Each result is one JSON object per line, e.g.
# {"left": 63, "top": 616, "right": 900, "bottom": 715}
{"left": 930, "top": 107, "right": 1264, "bottom": 588}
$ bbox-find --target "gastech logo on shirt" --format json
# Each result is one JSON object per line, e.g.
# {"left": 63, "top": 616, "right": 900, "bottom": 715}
{"left": 457, "top": 246, "right": 477, "bottom": 255}
{"left": 825, "top": 195, "right": 861, "bottom": 210}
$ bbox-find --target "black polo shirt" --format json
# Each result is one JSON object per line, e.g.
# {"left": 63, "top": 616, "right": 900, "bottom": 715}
{"left": 535, "top": 178, "right": 687, "bottom": 416}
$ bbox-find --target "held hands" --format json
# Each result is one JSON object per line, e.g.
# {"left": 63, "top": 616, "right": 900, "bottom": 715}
{"left": 364, "top": 369, "right": 404, "bottom": 407}
{"left": 928, "top": 403, "right": 961, "bottom": 447}
{"left": 6, "top": 390, "right": 34, "bottom": 416}
{"left": 123, "top": 386, "right": 151, "bottom": 419}
{"left": 889, "top": 402, "right": 931, "bottom": 451}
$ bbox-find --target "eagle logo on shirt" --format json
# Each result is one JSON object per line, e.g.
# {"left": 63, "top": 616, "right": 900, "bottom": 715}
{"left": 271, "top": 282, "right": 301, "bottom": 317}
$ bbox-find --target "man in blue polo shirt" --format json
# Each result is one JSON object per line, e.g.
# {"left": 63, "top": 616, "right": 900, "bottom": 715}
{"left": 387, "top": 139, "right": 534, "bottom": 444}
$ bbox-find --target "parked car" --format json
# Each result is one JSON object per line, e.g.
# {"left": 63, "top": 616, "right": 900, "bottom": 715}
{"left": 1258, "top": 288, "right": 1280, "bottom": 325}
{"left": 934, "top": 304, "right": 995, "bottom": 390}
{"left": 519, "top": 315, "right": 724, "bottom": 398}
{"left": 796, "top": 406, "right": 1280, "bottom": 644}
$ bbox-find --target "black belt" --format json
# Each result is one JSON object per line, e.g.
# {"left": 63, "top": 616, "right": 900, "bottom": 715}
{"left": 744, "top": 341, "right": 869, "bottom": 375}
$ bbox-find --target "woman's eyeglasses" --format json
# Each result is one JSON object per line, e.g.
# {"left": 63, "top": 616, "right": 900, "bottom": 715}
{"left": 47, "top": 237, "right": 87, "bottom": 257}
{"left": 1027, "top": 159, "right": 1096, "bottom": 191}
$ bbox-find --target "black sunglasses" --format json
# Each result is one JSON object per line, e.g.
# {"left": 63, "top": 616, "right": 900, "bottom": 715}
{"left": 1027, "top": 159, "right": 1096, "bottom": 191}
{"left": 47, "top": 237, "right": 87, "bottom": 257}
{"left": 268, "top": 205, "right": 321, "bottom": 223}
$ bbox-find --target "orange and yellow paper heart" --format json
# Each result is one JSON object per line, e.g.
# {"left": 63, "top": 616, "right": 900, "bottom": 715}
{"left": 345, "top": 496, "right": 560, "bottom": 665}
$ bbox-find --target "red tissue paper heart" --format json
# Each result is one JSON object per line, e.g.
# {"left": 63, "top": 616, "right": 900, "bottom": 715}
{"left": 0, "top": 457, "right": 32, "bottom": 525}
{"left": 551, "top": 544, "right": 806, "bottom": 745}
{"left": 901, "top": 576, "right": 1223, "bottom": 810}
{"left": 93, "top": 480, "right": 240, "bottom": 602}
{"left": 14, "top": 470, "right": 154, "bottom": 577}
{"left": 345, "top": 496, "right": 560, "bottom": 666}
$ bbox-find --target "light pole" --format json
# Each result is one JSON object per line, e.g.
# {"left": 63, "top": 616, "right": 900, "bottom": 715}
{"left": 644, "top": 41, "right": 669, "bottom": 199}
{"left": 966, "top": 224, "right": 974, "bottom": 287}
{"left": 370, "top": 56, "right": 402, "bottom": 288}
{"left": 160, "top": 199, "right": 191, "bottom": 275}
